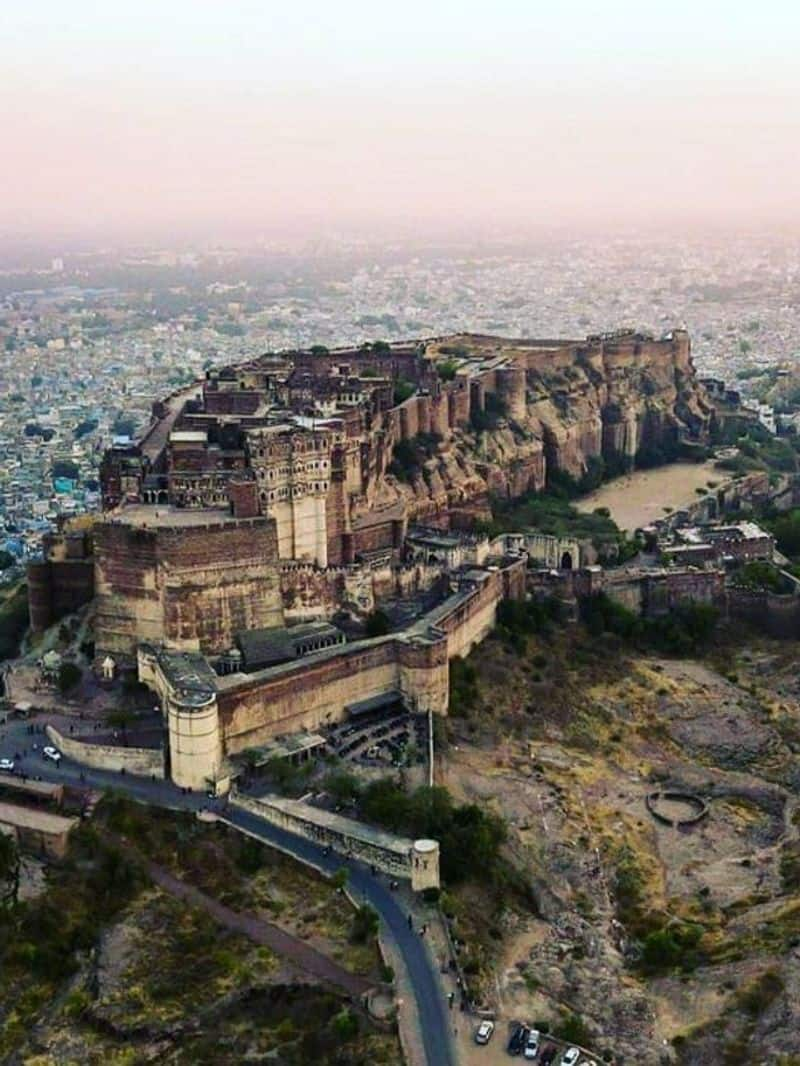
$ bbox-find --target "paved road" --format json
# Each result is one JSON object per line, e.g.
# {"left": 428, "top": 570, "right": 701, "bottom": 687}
{"left": 0, "top": 719, "right": 457, "bottom": 1066}
{"left": 226, "top": 804, "right": 457, "bottom": 1066}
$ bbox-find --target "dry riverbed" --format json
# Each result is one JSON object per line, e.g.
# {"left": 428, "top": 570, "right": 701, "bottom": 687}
{"left": 574, "top": 460, "right": 724, "bottom": 532}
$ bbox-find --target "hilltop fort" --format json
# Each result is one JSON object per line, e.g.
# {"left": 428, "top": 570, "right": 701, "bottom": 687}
{"left": 27, "top": 330, "right": 716, "bottom": 792}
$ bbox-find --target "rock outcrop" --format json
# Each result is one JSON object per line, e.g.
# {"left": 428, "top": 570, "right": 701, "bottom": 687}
{"left": 366, "top": 329, "right": 713, "bottom": 521}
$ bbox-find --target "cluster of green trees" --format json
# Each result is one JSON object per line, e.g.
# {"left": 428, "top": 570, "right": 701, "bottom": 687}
{"left": 357, "top": 780, "right": 507, "bottom": 885}
{"left": 111, "top": 415, "right": 137, "bottom": 438}
{"left": 74, "top": 418, "right": 99, "bottom": 439}
{"left": 1, "top": 829, "right": 143, "bottom": 980}
{"left": 52, "top": 459, "right": 80, "bottom": 481}
{"left": 730, "top": 560, "right": 789, "bottom": 593}
{"left": 57, "top": 661, "right": 82, "bottom": 694}
{"left": 580, "top": 592, "right": 719, "bottom": 655}
{"left": 764, "top": 508, "right": 800, "bottom": 559}
{"left": 640, "top": 922, "right": 704, "bottom": 974}
{"left": 436, "top": 359, "right": 458, "bottom": 382}
{"left": 448, "top": 657, "right": 480, "bottom": 716}
{"left": 494, "top": 597, "right": 564, "bottom": 652}
{"left": 24, "top": 423, "right": 55, "bottom": 441}
{"left": 387, "top": 432, "right": 442, "bottom": 482}
{"left": 480, "top": 488, "right": 623, "bottom": 554}
{"left": 364, "top": 609, "right": 391, "bottom": 637}
{"left": 470, "top": 393, "right": 507, "bottom": 432}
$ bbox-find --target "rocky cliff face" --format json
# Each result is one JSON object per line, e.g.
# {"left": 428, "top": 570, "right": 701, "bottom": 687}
{"left": 368, "top": 330, "right": 713, "bottom": 521}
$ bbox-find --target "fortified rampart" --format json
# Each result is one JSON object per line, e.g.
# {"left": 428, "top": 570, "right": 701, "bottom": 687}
{"left": 93, "top": 512, "right": 283, "bottom": 662}
{"left": 28, "top": 528, "right": 95, "bottom": 632}
{"left": 231, "top": 792, "right": 440, "bottom": 892}
{"left": 45, "top": 723, "right": 165, "bottom": 778}
{"left": 213, "top": 557, "right": 522, "bottom": 754}
{"left": 215, "top": 633, "right": 449, "bottom": 753}
{"left": 728, "top": 583, "right": 800, "bottom": 639}
{"left": 92, "top": 329, "right": 712, "bottom": 573}
{"left": 528, "top": 565, "right": 728, "bottom": 618}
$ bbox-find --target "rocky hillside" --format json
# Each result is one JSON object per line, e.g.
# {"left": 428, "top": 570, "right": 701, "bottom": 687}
{"left": 372, "top": 330, "right": 714, "bottom": 520}
{"left": 442, "top": 619, "right": 800, "bottom": 1065}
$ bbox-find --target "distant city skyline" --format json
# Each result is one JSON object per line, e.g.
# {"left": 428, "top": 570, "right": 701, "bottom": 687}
{"left": 3, "top": 1, "right": 800, "bottom": 238}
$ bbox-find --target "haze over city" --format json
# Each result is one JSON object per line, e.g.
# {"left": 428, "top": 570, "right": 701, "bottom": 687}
{"left": 4, "top": 0, "right": 800, "bottom": 240}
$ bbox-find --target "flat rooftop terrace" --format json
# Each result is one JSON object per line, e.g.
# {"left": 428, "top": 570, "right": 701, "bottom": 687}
{"left": 107, "top": 504, "right": 246, "bottom": 529}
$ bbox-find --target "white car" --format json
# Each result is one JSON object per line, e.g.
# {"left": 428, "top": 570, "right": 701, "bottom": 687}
{"left": 524, "top": 1028, "right": 541, "bottom": 1059}
{"left": 475, "top": 1020, "right": 495, "bottom": 1045}
{"left": 0, "top": 758, "right": 15, "bottom": 772}
{"left": 561, "top": 1049, "right": 581, "bottom": 1066}
{"left": 43, "top": 746, "right": 61, "bottom": 763}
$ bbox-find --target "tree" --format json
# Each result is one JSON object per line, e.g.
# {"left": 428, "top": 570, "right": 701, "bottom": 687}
{"left": 350, "top": 903, "right": 379, "bottom": 943}
{"left": 323, "top": 769, "right": 362, "bottom": 805}
{"left": 393, "top": 379, "right": 415, "bottom": 406}
{"left": 436, "top": 360, "right": 458, "bottom": 382}
{"left": 310, "top": 344, "right": 329, "bottom": 355}
{"left": 52, "top": 459, "right": 79, "bottom": 481}
{"left": 111, "top": 415, "right": 137, "bottom": 438}
{"left": 331, "top": 1007, "right": 358, "bottom": 1042}
{"left": 57, "top": 661, "right": 82, "bottom": 694}
{"left": 0, "top": 834, "right": 20, "bottom": 908}
{"left": 364, "top": 609, "right": 391, "bottom": 638}
{"left": 331, "top": 867, "right": 349, "bottom": 890}
{"left": 74, "top": 418, "right": 98, "bottom": 439}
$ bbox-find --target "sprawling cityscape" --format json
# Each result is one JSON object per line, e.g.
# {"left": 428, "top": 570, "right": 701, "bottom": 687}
{"left": 3, "top": 232, "right": 800, "bottom": 572}
{"left": 4, "top": 2, "right": 800, "bottom": 1064}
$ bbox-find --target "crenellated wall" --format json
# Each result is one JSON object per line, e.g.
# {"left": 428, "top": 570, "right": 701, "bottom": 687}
{"left": 214, "top": 558, "right": 523, "bottom": 754}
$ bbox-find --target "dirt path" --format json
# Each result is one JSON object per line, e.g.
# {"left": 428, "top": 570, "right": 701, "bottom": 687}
{"left": 107, "top": 833, "right": 374, "bottom": 999}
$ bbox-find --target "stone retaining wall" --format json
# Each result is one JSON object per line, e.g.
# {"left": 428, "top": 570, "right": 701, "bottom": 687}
{"left": 46, "top": 724, "right": 165, "bottom": 778}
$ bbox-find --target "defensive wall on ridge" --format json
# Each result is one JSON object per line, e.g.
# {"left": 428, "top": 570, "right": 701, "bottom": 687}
{"left": 213, "top": 558, "right": 524, "bottom": 755}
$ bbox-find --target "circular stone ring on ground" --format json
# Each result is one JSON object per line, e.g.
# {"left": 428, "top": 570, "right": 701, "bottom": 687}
{"left": 646, "top": 790, "right": 709, "bottom": 827}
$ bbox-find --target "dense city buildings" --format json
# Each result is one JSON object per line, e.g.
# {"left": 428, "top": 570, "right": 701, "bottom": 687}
{"left": 3, "top": 233, "right": 800, "bottom": 571}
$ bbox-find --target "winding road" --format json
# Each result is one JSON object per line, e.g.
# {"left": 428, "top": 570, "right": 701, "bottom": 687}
{"left": 0, "top": 716, "right": 457, "bottom": 1066}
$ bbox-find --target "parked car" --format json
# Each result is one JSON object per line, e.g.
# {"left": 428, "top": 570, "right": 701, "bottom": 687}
{"left": 523, "top": 1029, "right": 541, "bottom": 1059}
{"left": 474, "top": 1020, "right": 495, "bottom": 1045}
{"left": 43, "top": 746, "right": 61, "bottom": 763}
{"left": 507, "top": 1022, "right": 528, "bottom": 1055}
{"left": 561, "top": 1049, "right": 581, "bottom": 1066}
{"left": 539, "top": 1047, "right": 557, "bottom": 1066}
{"left": 0, "top": 758, "right": 15, "bottom": 772}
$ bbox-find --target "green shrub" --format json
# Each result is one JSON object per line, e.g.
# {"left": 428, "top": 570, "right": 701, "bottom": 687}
{"left": 57, "top": 661, "right": 82, "bottom": 694}
{"left": 350, "top": 904, "right": 379, "bottom": 943}
{"left": 364, "top": 609, "right": 391, "bottom": 637}
{"left": 359, "top": 781, "right": 507, "bottom": 885}
{"left": 330, "top": 1007, "right": 359, "bottom": 1042}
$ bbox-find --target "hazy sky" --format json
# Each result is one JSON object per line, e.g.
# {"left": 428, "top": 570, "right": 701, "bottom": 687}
{"left": 3, "top": 1, "right": 800, "bottom": 239}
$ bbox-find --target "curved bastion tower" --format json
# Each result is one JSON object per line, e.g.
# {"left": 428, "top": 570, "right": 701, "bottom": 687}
{"left": 137, "top": 644, "right": 226, "bottom": 792}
